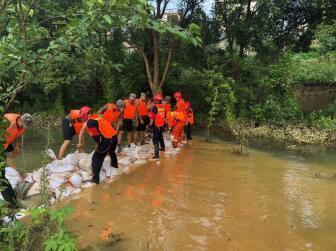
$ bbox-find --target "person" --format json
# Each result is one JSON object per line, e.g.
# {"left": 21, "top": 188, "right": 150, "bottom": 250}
{"left": 168, "top": 110, "right": 186, "bottom": 148}
{"left": 58, "top": 106, "right": 92, "bottom": 159}
{"left": 164, "top": 96, "right": 173, "bottom": 129}
{"left": 98, "top": 100, "right": 124, "bottom": 127}
{"left": 118, "top": 93, "right": 139, "bottom": 151}
{"left": 78, "top": 113, "right": 118, "bottom": 184}
{"left": 135, "top": 93, "right": 149, "bottom": 145}
{"left": 2, "top": 113, "right": 33, "bottom": 208}
{"left": 149, "top": 93, "right": 166, "bottom": 160}
{"left": 173, "top": 91, "right": 188, "bottom": 143}
{"left": 185, "top": 102, "right": 194, "bottom": 141}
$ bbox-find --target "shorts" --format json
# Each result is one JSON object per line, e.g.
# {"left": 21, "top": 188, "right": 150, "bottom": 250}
{"left": 62, "top": 118, "right": 76, "bottom": 140}
{"left": 4, "top": 144, "right": 14, "bottom": 154}
{"left": 120, "top": 119, "right": 134, "bottom": 132}
{"left": 136, "top": 116, "right": 149, "bottom": 131}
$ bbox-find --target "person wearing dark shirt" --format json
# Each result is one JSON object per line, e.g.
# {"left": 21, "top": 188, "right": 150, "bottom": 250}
{"left": 149, "top": 93, "right": 166, "bottom": 160}
{"left": 78, "top": 114, "right": 118, "bottom": 184}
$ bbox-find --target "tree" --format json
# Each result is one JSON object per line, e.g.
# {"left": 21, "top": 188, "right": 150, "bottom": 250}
{"left": 126, "top": 0, "right": 202, "bottom": 95}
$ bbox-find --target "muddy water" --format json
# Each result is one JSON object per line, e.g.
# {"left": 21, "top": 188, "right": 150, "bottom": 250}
{"left": 58, "top": 139, "right": 336, "bottom": 251}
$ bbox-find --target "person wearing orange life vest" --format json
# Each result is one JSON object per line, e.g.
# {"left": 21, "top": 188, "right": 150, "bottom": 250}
{"left": 135, "top": 93, "right": 150, "bottom": 145}
{"left": 149, "top": 93, "right": 166, "bottom": 160}
{"left": 168, "top": 110, "right": 186, "bottom": 148}
{"left": 97, "top": 100, "right": 125, "bottom": 128}
{"left": 77, "top": 114, "right": 118, "bottom": 184}
{"left": 164, "top": 96, "right": 173, "bottom": 128}
{"left": 2, "top": 113, "right": 33, "bottom": 208}
{"left": 118, "top": 93, "right": 139, "bottom": 151}
{"left": 58, "top": 106, "right": 92, "bottom": 159}
{"left": 185, "top": 101, "right": 194, "bottom": 141}
{"left": 173, "top": 91, "right": 187, "bottom": 144}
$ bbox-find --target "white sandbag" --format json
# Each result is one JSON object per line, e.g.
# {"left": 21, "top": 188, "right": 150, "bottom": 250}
{"left": 24, "top": 173, "right": 34, "bottom": 183}
{"left": 104, "top": 166, "right": 119, "bottom": 178}
{"left": 69, "top": 173, "right": 83, "bottom": 188}
{"left": 26, "top": 182, "right": 40, "bottom": 197}
{"left": 63, "top": 153, "right": 78, "bottom": 166}
{"left": 99, "top": 169, "right": 107, "bottom": 182}
{"left": 48, "top": 177, "right": 65, "bottom": 190}
{"left": 133, "top": 159, "right": 147, "bottom": 165}
{"left": 5, "top": 167, "right": 22, "bottom": 188}
{"left": 31, "top": 170, "right": 41, "bottom": 182}
{"left": 46, "top": 149, "right": 57, "bottom": 160}
{"left": 79, "top": 170, "right": 92, "bottom": 181}
{"left": 79, "top": 152, "right": 94, "bottom": 173}
{"left": 49, "top": 162, "right": 77, "bottom": 173}
{"left": 118, "top": 158, "right": 132, "bottom": 166}
{"left": 81, "top": 182, "right": 95, "bottom": 188}
{"left": 50, "top": 172, "right": 72, "bottom": 180}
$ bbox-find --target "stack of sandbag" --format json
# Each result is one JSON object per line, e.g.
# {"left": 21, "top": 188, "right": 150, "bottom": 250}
{"left": 5, "top": 167, "right": 23, "bottom": 189}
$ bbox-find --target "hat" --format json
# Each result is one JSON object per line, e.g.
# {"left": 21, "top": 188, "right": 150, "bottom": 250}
{"left": 116, "top": 99, "right": 125, "bottom": 109}
{"left": 129, "top": 93, "right": 136, "bottom": 100}
{"left": 21, "top": 113, "right": 33, "bottom": 128}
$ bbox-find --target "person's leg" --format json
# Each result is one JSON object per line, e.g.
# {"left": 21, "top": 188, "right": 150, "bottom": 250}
{"left": 108, "top": 135, "right": 118, "bottom": 168}
{"left": 151, "top": 126, "right": 160, "bottom": 159}
{"left": 127, "top": 132, "right": 132, "bottom": 147}
{"left": 159, "top": 127, "right": 165, "bottom": 151}
{"left": 185, "top": 124, "right": 191, "bottom": 140}
{"left": 59, "top": 118, "right": 75, "bottom": 159}
{"left": 91, "top": 150, "right": 106, "bottom": 184}
{"left": 189, "top": 125, "right": 193, "bottom": 140}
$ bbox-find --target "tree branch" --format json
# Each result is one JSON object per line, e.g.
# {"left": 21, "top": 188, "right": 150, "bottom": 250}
{"left": 160, "top": 39, "right": 174, "bottom": 87}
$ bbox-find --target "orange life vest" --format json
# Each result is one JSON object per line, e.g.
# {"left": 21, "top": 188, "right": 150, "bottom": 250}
{"left": 3, "top": 113, "right": 25, "bottom": 148}
{"left": 155, "top": 104, "right": 165, "bottom": 127}
{"left": 103, "top": 103, "right": 121, "bottom": 124}
{"left": 123, "top": 99, "right": 137, "bottom": 120}
{"left": 165, "top": 103, "right": 171, "bottom": 115}
{"left": 87, "top": 114, "right": 117, "bottom": 139}
{"left": 137, "top": 99, "right": 148, "bottom": 116}
{"left": 170, "top": 111, "right": 185, "bottom": 122}
{"left": 176, "top": 99, "right": 188, "bottom": 122}
{"left": 187, "top": 108, "right": 194, "bottom": 125}
{"left": 70, "top": 110, "right": 85, "bottom": 134}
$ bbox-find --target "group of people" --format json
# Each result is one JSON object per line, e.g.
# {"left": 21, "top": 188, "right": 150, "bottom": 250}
{"left": 1, "top": 91, "right": 194, "bottom": 207}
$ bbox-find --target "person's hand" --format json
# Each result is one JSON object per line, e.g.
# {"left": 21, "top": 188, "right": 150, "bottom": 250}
{"left": 140, "top": 118, "right": 144, "bottom": 125}
{"left": 77, "top": 143, "right": 84, "bottom": 152}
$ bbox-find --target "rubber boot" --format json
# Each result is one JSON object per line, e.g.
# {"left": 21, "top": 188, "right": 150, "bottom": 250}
{"left": 151, "top": 143, "right": 160, "bottom": 160}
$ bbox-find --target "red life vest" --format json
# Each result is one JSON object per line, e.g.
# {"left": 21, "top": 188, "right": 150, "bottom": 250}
{"left": 87, "top": 115, "right": 117, "bottom": 139}
{"left": 103, "top": 103, "right": 121, "bottom": 124}
{"left": 3, "top": 113, "right": 25, "bottom": 148}
{"left": 137, "top": 99, "right": 148, "bottom": 116}
{"left": 155, "top": 104, "right": 165, "bottom": 127}
{"left": 70, "top": 110, "right": 85, "bottom": 134}
{"left": 187, "top": 108, "right": 194, "bottom": 125}
{"left": 123, "top": 99, "right": 137, "bottom": 120}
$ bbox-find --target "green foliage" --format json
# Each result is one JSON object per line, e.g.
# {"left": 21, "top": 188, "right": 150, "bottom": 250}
{"left": 308, "top": 111, "right": 336, "bottom": 130}
{"left": 315, "top": 24, "right": 336, "bottom": 54}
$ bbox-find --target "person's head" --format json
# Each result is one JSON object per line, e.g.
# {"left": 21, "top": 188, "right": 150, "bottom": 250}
{"left": 154, "top": 93, "right": 163, "bottom": 104}
{"left": 18, "top": 113, "right": 33, "bottom": 129}
{"left": 174, "top": 91, "right": 182, "bottom": 100}
{"left": 116, "top": 99, "right": 125, "bottom": 112}
{"left": 79, "top": 106, "right": 92, "bottom": 121}
{"left": 129, "top": 93, "right": 136, "bottom": 104}
{"left": 165, "top": 96, "right": 171, "bottom": 104}
{"left": 185, "top": 101, "right": 191, "bottom": 109}
{"left": 140, "top": 92, "right": 146, "bottom": 101}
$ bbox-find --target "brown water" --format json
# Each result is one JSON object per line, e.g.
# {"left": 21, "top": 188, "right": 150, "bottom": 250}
{"left": 59, "top": 139, "right": 336, "bottom": 251}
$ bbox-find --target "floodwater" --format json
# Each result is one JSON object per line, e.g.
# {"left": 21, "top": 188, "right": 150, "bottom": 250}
{"left": 14, "top": 128, "right": 336, "bottom": 250}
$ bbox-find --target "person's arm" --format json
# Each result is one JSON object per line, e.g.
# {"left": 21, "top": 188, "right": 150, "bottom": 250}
{"left": 97, "top": 104, "right": 107, "bottom": 115}
{"left": 77, "top": 121, "right": 87, "bottom": 151}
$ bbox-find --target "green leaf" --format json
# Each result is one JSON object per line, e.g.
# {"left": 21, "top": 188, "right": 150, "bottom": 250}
{"left": 103, "top": 15, "right": 112, "bottom": 25}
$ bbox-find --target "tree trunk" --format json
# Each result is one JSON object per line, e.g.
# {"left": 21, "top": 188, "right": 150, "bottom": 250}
{"left": 152, "top": 30, "right": 160, "bottom": 95}
{"left": 160, "top": 40, "right": 174, "bottom": 87}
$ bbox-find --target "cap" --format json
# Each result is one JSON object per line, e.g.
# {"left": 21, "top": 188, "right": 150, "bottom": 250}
{"left": 21, "top": 113, "right": 33, "bottom": 128}
{"left": 129, "top": 93, "right": 136, "bottom": 100}
{"left": 116, "top": 99, "right": 125, "bottom": 109}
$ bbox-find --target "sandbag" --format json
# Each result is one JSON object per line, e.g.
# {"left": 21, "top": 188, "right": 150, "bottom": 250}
{"left": 133, "top": 159, "right": 147, "bottom": 166}
{"left": 48, "top": 177, "right": 66, "bottom": 190}
{"left": 79, "top": 170, "right": 92, "bottom": 181}
{"left": 48, "top": 162, "right": 77, "bottom": 173}
{"left": 69, "top": 173, "right": 83, "bottom": 188}
{"left": 5, "top": 167, "right": 23, "bottom": 188}
{"left": 26, "top": 182, "right": 40, "bottom": 197}
{"left": 118, "top": 158, "right": 132, "bottom": 166}
{"left": 104, "top": 166, "right": 119, "bottom": 178}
